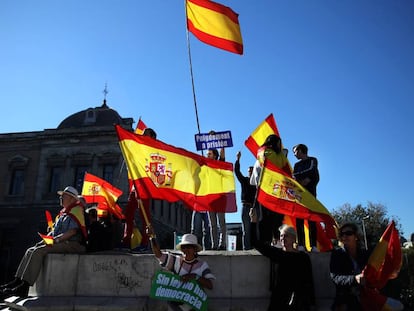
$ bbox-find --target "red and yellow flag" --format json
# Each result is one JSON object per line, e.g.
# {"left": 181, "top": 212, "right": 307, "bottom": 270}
{"left": 361, "top": 221, "right": 402, "bottom": 310}
{"left": 245, "top": 113, "right": 281, "bottom": 157}
{"left": 68, "top": 204, "right": 88, "bottom": 238}
{"left": 116, "top": 125, "right": 237, "bottom": 213}
{"left": 315, "top": 221, "right": 334, "bottom": 252}
{"left": 38, "top": 232, "right": 54, "bottom": 245}
{"left": 45, "top": 210, "right": 54, "bottom": 232}
{"left": 59, "top": 202, "right": 87, "bottom": 238}
{"left": 363, "top": 221, "right": 402, "bottom": 289}
{"left": 135, "top": 118, "right": 147, "bottom": 135}
{"left": 81, "top": 172, "right": 124, "bottom": 220}
{"left": 186, "top": 0, "right": 243, "bottom": 55}
{"left": 258, "top": 160, "right": 337, "bottom": 239}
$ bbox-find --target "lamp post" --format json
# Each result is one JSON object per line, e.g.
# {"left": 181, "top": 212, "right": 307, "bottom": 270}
{"left": 361, "top": 216, "right": 369, "bottom": 250}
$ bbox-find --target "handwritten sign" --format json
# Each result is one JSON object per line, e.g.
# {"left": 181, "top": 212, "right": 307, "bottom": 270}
{"left": 150, "top": 270, "right": 208, "bottom": 311}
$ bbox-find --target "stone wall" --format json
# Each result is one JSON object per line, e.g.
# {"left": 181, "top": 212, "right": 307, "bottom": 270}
{"left": 4, "top": 250, "right": 336, "bottom": 311}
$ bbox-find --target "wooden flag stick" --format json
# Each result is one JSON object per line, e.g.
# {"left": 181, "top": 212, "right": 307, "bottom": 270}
{"left": 137, "top": 198, "right": 151, "bottom": 229}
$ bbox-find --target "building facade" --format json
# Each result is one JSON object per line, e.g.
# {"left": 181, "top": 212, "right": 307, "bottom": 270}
{"left": 0, "top": 100, "right": 192, "bottom": 283}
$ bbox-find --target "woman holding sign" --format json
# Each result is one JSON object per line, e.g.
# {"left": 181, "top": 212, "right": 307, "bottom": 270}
{"left": 147, "top": 227, "right": 215, "bottom": 310}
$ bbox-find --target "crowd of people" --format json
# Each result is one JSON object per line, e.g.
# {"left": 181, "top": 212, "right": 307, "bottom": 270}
{"left": 0, "top": 130, "right": 403, "bottom": 311}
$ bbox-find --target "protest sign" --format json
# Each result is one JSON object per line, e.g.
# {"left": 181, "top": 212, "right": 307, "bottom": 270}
{"left": 150, "top": 270, "right": 208, "bottom": 311}
{"left": 194, "top": 130, "right": 233, "bottom": 151}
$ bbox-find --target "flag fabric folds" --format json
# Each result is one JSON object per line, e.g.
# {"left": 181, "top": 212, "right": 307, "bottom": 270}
{"left": 361, "top": 221, "right": 403, "bottom": 310}
{"left": 315, "top": 221, "right": 334, "bottom": 252}
{"left": 257, "top": 160, "right": 337, "bottom": 239}
{"left": 66, "top": 204, "right": 88, "bottom": 239}
{"left": 186, "top": 0, "right": 243, "bottom": 55}
{"left": 363, "top": 221, "right": 402, "bottom": 289}
{"left": 45, "top": 210, "right": 54, "bottom": 232}
{"left": 131, "top": 227, "right": 143, "bottom": 249}
{"left": 81, "top": 172, "right": 124, "bottom": 220}
{"left": 115, "top": 125, "right": 237, "bottom": 213}
{"left": 245, "top": 113, "right": 280, "bottom": 157}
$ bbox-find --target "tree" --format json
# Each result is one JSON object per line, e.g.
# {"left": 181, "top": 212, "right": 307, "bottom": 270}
{"left": 331, "top": 202, "right": 403, "bottom": 250}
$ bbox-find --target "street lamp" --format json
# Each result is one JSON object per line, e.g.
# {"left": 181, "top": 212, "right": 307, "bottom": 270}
{"left": 361, "top": 216, "right": 369, "bottom": 250}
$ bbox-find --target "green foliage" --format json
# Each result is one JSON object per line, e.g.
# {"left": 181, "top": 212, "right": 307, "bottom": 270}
{"left": 331, "top": 202, "right": 403, "bottom": 249}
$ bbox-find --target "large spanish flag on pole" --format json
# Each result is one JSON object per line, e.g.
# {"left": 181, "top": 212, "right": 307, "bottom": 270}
{"left": 116, "top": 125, "right": 237, "bottom": 213}
{"left": 245, "top": 113, "right": 280, "bottom": 157}
{"left": 186, "top": 0, "right": 243, "bottom": 55}
{"left": 81, "top": 172, "right": 124, "bottom": 220}
{"left": 258, "top": 160, "right": 337, "bottom": 239}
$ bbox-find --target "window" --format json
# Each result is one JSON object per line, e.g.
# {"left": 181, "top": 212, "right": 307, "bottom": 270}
{"left": 9, "top": 169, "right": 24, "bottom": 196}
{"left": 49, "top": 167, "right": 63, "bottom": 193}
{"left": 8, "top": 154, "right": 28, "bottom": 196}
{"left": 84, "top": 109, "right": 96, "bottom": 124}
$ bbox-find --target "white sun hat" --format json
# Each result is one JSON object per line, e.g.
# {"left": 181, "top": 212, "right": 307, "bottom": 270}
{"left": 176, "top": 234, "right": 203, "bottom": 252}
{"left": 57, "top": 186, "right": 79, "bottom": 200}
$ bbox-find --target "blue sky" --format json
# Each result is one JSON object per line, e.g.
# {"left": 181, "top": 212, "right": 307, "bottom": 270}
{"left": 1, "top": 1, "right": 413, "bottom": 239}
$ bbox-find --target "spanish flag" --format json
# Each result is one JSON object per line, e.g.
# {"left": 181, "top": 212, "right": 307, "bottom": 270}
{"left": 258, "top": 160, "right": 337, "bottom": 239}
{"left": 38, "top": 232, "right": 54, "bottom": 245}
{"left": 81, "top": 172, "right": 124, "bottom": 220}
{"left": 116, "top": 125, "right": 237, "bottom": 213}
{"left": 186, "top": 0, "right": 243, "bottom": 55}
{"left": 67, "top": 204, "right": 88, "bottom": 239}
{"left": 135, "top": 118, "right": 147, "bottom": 135}
{"left": 45, "top": 210, "right": 54, "bottom": 232}
{"left": 361, "top": 221, "right": 403, "bottom": 310}
{"left": 59, "top": 202, "right": 87, "bottom": 239}
{"left": 245, "top": 113, "right": 281, "bottom": 157}
{"left": 363, "top": 221, "right": 402, "bottom": 289}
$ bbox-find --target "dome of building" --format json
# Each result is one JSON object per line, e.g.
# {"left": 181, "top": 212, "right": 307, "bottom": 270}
{"left": 57, "top": 100, "right": 133, "bottom": 129}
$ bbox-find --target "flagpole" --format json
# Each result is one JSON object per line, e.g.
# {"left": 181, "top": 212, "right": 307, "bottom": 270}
{"left": 185, "top": 1, "right": 202, "bottom": 137}
{"left": 137, "top": 198, "right": 151, "bottom": 228}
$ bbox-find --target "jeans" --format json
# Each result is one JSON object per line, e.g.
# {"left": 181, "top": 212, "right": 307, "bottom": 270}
{"left": 191, "top": 211, "right": 212, "bottom": 250}
{"left": 241, "top": 203, "right": 252, "bottom": 250}
{"left": 208, "top": 212, "right": 227, "bottom": 249}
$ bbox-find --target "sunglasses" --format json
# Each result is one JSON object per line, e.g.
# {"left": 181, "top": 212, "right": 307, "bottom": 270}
{"left": 340, "top": 231, "right": 355, "bottom": 237}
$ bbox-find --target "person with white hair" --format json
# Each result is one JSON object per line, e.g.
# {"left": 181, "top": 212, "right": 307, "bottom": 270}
{"left": 250, "top": 216, "right": 315, "bottom": 311}
{"left": 0, "top": 186, "right": 87, "bottom": 299}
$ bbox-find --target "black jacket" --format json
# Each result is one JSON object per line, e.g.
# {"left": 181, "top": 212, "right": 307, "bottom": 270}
{"left": 251, "top": 223, "right": 315, "bottom": 311}
{"left": 329, "top": 247, "right": 369, "bottom": 310}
